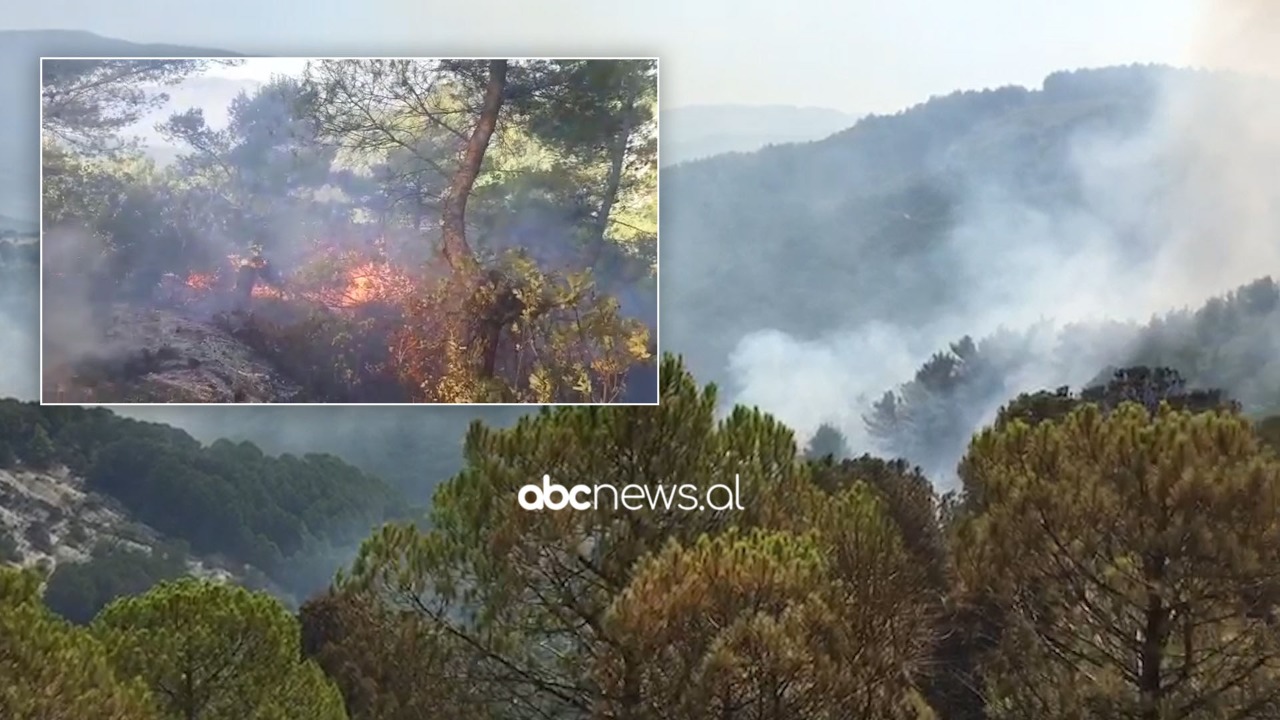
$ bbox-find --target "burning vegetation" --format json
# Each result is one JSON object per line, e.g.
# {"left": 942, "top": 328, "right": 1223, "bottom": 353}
{"left": 39, "top": 58, "right": 658, "bottom": 403}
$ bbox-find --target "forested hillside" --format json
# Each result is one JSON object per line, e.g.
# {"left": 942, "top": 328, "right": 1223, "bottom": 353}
{"left": 7, "top": 32, "right": 1280, "bottom": 716}
{"left": 864, "top": 275, "right": 1280, "bottom": 480}
{"left": 0, "top": 399, "right": 407, "bottom": 622}
{"left": 124, "top": 402, "right": 525, "bottom": 504}
{"left": 8, "top": 357, "right": 1280, "bottom": 718}
{"left": 662, "top": 65, "right": 1177, "bottom": 389}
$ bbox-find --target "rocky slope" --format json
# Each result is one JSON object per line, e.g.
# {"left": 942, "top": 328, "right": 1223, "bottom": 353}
{"left": 43, "top": 305, "right": 303, "bottom": 403}
{"left": 0, "top": 466, "right": 234, "bottom": 583}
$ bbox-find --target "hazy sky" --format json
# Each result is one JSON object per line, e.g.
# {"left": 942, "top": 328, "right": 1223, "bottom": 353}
{"left": 213, "top": 58, "right": 311, "bottom": 82}
{"left": 9, "top": 0, "right": 1205, "bottom": 113}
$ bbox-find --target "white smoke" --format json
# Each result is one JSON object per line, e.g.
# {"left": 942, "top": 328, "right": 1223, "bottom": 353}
{"left": 727, "top": 0, "right": 1280, "bottom": 468}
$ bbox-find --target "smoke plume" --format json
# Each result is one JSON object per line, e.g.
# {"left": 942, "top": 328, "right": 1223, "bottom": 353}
{"left": 726, "top": 0, "right": 1280, "bottom": 479}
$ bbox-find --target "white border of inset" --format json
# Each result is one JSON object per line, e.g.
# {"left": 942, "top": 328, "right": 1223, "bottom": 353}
{"left": 38, "top": 55, "right": 661, "bottom": 407}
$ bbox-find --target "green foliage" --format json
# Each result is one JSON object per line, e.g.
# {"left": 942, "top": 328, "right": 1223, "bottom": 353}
{"left": 803, "top": 422, "right": 852, "bottom": 460}
{"left": 158, "top": 76, "right": 341, "bottom": 255}
{"left": 500, "top": 59, "right": 658, "bottom": 260}
{"left": 394, "top": 253, "right": 652, "bottom": 402}
{"left": 0, "top": 399, "right": 404, "bottom": 599}
{"left": 865, "top": 333, "right": 1032, "bottom": 477}
{"left": 42, "top": 59, "right": 234, "bottom": 154}
{"left": 23, "top": 424, "right": 56, "bottom": 469}
{"left": 44, "top": 541, "right": 189, "bottom": 624}
{"left": 154, "top": 403, "right": 526, "bottom": 505}
{"left": 807, "top": 453, "right": 946, "bottom": 587}
{"left": 866, "top": 278, "right": 1280, "bottom": 479}
{"left": 992, "top": 366, "right": 1234, "bottom": 433}
{"left": 339, "top": 354, "right": 934, "bottom": 717}
{"left": 0, "top": 565, "right": 160, "bottom": 719}
{"left": 601, "top": 516, "right": 929, "bottom": 720}
{"left": 954, "top": 402, "right": 1280, "bottom": 716}
{"left": 93, "top": 577, "right": 347, "bottom": 720}
{"left": 85, "top": 436, "right": 401, "bottom": 585}
{"left": 0, "top": 402, "right": 67, "bottom": 470}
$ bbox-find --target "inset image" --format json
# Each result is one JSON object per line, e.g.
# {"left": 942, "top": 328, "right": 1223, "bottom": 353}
{"left": 40, "top": 57, "right": 658, "bottom": 404}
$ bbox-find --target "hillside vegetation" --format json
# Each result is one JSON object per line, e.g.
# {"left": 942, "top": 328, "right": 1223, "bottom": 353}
{"left": 663, "top": 66, "right": 1270, "bottom": 395}
{"left": 0, "top": 399, "right": 408, "bottom": 620}
{"left": 6, "top": 357, "right": 1280, "bottom": 719}
{"left": 6, "top": 53, "right": 1280, "bottom": 718}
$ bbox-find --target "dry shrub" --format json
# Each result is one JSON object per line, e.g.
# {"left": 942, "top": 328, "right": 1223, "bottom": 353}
{"left": 218, "top": 302, "right": 402, "bottom": 403}
{"left": 390, "top": 250, "right": 651, "bottom": 403}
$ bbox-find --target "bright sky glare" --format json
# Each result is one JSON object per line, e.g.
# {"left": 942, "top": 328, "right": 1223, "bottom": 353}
{"left": 2, "top": 0, "right": 1224, "bottom": 113}
{"left": 207, "top": 58, "right": 312, "bottom": 82}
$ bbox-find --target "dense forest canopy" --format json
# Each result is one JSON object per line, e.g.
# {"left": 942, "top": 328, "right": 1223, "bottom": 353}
{"left": 39, "top": 58, "right": 658, "bottom": 404}
{"left": 6, "top": 357, "right": 1280, "bottom": 718}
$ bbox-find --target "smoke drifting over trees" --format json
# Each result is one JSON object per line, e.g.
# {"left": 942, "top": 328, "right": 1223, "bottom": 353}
{"left": 662, "top": 56, "right": 1280, "bottom": 482}
{"left": 6, "top": 4, "right": 1280, "bottom": 716}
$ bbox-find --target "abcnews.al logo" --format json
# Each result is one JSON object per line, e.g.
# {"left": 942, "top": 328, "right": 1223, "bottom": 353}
{"left": 517, "top": 474, "right": 744, "bottom": 512}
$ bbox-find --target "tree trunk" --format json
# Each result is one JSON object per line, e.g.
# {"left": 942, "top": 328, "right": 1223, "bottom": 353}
{"left": 440, "top": 59, "right": 507, "bottom": 272}
{"left": 1139, "top": 555, "right": 1168, "bottom": 720}
{"left": 438, "top": 60, "right": 512, "bottom": 388}
{"left": 588, "top": 92, "right": 635, "bottom": 265}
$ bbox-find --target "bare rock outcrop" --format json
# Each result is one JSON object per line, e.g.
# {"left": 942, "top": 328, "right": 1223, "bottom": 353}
{"left": 43, "top": 305, "right": 303, "bottom": 403}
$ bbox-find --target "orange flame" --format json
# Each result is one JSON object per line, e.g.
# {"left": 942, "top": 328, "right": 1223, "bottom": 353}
{"left": 329, "top": 261, "right": 413, "bottom": 308}
{"left": 168, "top": 250, "right": 418, "bottom": 311}
{"left": 186, "top": 272, "right": 218, "bottom": 290}
{"left": 252, "top": 285, "right": 286, "bottom": 299}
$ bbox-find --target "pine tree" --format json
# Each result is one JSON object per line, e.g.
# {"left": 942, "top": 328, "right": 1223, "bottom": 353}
{"left": 954, "top": 402, "right": 1280, "bottom": 718}
{"left": 21, "top": 424, "right": 56, "bottom": 469}
{"left": 342, "top": 355, "right": 936, "bottom": 717}
{"left": 803, "top": 422, "right": 852, "bottom": 460}
{"left": 92, "top": 578, "right": 347, "bottom": 720}
{"left": 0, "top": 566, "right": 159, "bottom": 720}
{"left": 598, "top": 492, "right": 932, "bottom": 719}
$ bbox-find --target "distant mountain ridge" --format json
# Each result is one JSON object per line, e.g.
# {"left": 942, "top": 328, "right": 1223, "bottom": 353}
{"left": 661, "top": 104, "right": 859, "bottom": 166}
{"left": 659, "top": 65, "right": 1243, "bottom": 390}
{"left": 10, "top": 29, "right": 239, "bottom": 58}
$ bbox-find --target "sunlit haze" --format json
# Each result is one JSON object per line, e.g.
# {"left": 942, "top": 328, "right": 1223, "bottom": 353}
{"left": 205, "top": 57, "right": 311, "bottom": 83}
{"left": 8, "top": 2, "right": 1280, "bottom": 710}
{"left": 9, "top": 0, "right": 1207, "bottom": 113}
